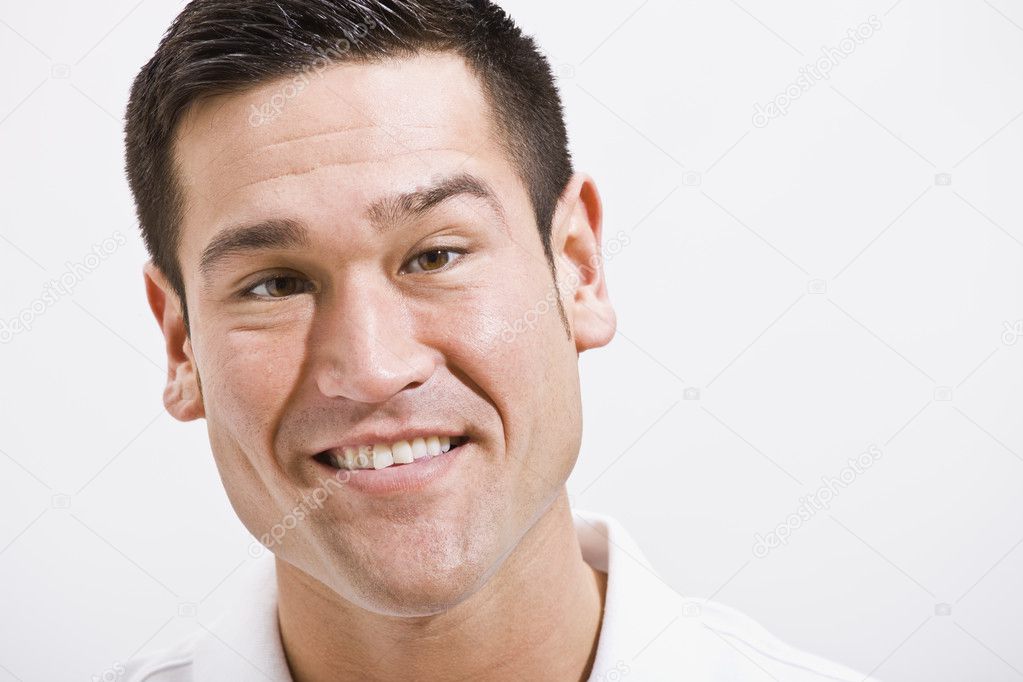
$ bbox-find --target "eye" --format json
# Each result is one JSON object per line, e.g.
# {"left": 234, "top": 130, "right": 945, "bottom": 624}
{"left": 402, "top": 249, "right": 463, "bottom": 274}
{"left": 245, "top": 275, "right": 312, "bottom": 299}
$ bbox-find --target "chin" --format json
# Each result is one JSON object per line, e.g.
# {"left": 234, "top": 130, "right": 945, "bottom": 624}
{"left": 286, "top": 505, "right": 509, "bottom": 615}
{"left": 337, "top": 556, "right": 493, "bottom": 617}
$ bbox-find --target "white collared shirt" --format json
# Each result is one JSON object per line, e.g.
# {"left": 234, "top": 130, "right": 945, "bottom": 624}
{"left": 123, "top": 509, "right": 878, "bottom": 681}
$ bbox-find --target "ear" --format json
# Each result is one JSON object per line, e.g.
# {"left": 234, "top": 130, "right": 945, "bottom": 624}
{"left": 143, "top": 261, "right": 205, "bottom": 421}
{"left": 550, "top": 173, "right": 617, "bottom": 353}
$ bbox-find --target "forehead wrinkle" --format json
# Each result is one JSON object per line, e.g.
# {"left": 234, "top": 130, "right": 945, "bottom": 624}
{"left": 221, "top": 146, "right": 474, "bottom": 196}
{"left": 222, "top": 124, "right": 422, "bottom": 171}
{"left": 258, "top": 124, "right": 443, "bottom": 155}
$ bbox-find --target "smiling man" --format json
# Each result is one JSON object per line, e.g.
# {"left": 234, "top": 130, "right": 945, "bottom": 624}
{"left": 122, "top": 1, "right": 877, "bottom": 680}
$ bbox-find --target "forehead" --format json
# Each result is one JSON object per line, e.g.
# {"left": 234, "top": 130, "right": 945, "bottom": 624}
{"left": 171, "top": 51, "right": 516, "bottom": 264}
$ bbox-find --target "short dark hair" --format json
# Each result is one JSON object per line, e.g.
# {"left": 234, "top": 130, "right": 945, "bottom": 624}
{"left": 124, "top": 0, "right": 573, "bottom": 332}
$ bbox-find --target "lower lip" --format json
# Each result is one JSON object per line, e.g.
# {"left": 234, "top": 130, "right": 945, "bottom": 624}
{"left": 313, "top": 442, "right": 470, "bottom": 496}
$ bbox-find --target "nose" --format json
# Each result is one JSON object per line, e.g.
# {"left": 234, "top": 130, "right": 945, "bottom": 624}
{"left": 312, "top": 280, "right": 437, "bottom": 404}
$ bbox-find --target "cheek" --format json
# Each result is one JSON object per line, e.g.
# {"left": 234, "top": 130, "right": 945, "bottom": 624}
{"left": 430, "top": 272, "right": 557, "bottom": 400}
{"left": 205, "top": 339, "right": 288, "bottom": 423}
{"left": 198, "top": 328, "right": 306, "bottom": 481}
{"left": 434, "top": 268, "right": 581, "bottom": 476}
{"left": 207, "top": 328, "right": 304, "bottom": 412}
{"left": 198, "top": 330, "right": 310, "bottom": 541}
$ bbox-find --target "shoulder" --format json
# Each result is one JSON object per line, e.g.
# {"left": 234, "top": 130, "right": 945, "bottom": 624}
{"left": 692, "top": 599, "right": 880, "bottom": 682}
{"left": 118, "top": 553, "right": 291, "bottom": 682}
{"left": 601, "top": 597, "right": 881, "bottom": 681}
{"left": 572, "top": 508, "right": 879, "bottom": 681}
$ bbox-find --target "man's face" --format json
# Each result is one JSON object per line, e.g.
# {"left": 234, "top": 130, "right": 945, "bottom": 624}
{"left": 152, "top": 51, "right": 614, "bottom": 615}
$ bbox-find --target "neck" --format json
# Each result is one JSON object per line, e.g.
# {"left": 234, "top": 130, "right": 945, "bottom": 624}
{"left": 276, "top": 490, "right": 607, "bottom": 681}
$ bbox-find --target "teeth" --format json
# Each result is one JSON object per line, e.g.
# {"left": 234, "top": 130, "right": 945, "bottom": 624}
{"left": 372, "top": 443, "right": 393, "bottom": 469}
{"left": 391, "top": 440, "right": 414, "bottom": 464}
{"left": 343, "top": 445, "right": 371, "bottom": 469}
{"left": 327, "top": 436, "right": 466, "bottom": 471}
{"left": 411, "top": 437, "right": 428, "bottom": 460}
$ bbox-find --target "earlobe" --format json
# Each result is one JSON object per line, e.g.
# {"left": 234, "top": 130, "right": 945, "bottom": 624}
{"left": 552, "top": 173, "right": 617, "bottom": 353}
{"left": 143, "top": 261, "right": 205, "bottom": 421}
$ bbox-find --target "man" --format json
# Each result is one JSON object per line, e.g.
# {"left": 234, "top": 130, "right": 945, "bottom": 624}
{"left": 123, "top": 1, "right": 877, "bottom": 679}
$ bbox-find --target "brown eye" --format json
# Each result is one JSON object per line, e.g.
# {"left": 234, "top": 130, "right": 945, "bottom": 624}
{"left": 417, "top": 250, "right": 450, "bottom": 271}
{"left": 249, "top": 276, "right": 307, "bottom": 298}
{"left": 405, "top": 249, "right": 461, "bottom": 274}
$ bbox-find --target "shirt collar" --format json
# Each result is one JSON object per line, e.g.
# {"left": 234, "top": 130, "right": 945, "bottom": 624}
{"left": 573, "top": 508, "right": 737, "bottom": 679}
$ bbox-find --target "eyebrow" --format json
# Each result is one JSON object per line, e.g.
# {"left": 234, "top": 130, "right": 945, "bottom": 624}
{"left": 365, "top": 171, "right": 507, "bottom": 233}
{"left": 198, "top": 172, "right": 506, "bottom": 280}
{"left": 199, "top": 217, "right": 310, "bottom": 279}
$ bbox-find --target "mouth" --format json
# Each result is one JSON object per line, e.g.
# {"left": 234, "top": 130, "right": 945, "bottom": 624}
{"left": 313, "top": 435, "right": 471, "bottom": 471}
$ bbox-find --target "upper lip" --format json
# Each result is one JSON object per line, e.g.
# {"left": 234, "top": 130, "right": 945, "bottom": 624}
{"left": 313, "top": 428, "right": 467, "bottom": 455}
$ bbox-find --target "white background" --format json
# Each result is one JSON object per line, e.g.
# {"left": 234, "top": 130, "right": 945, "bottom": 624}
{"left": 2, "top": 1, "right": 1022, "bottom": 680}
